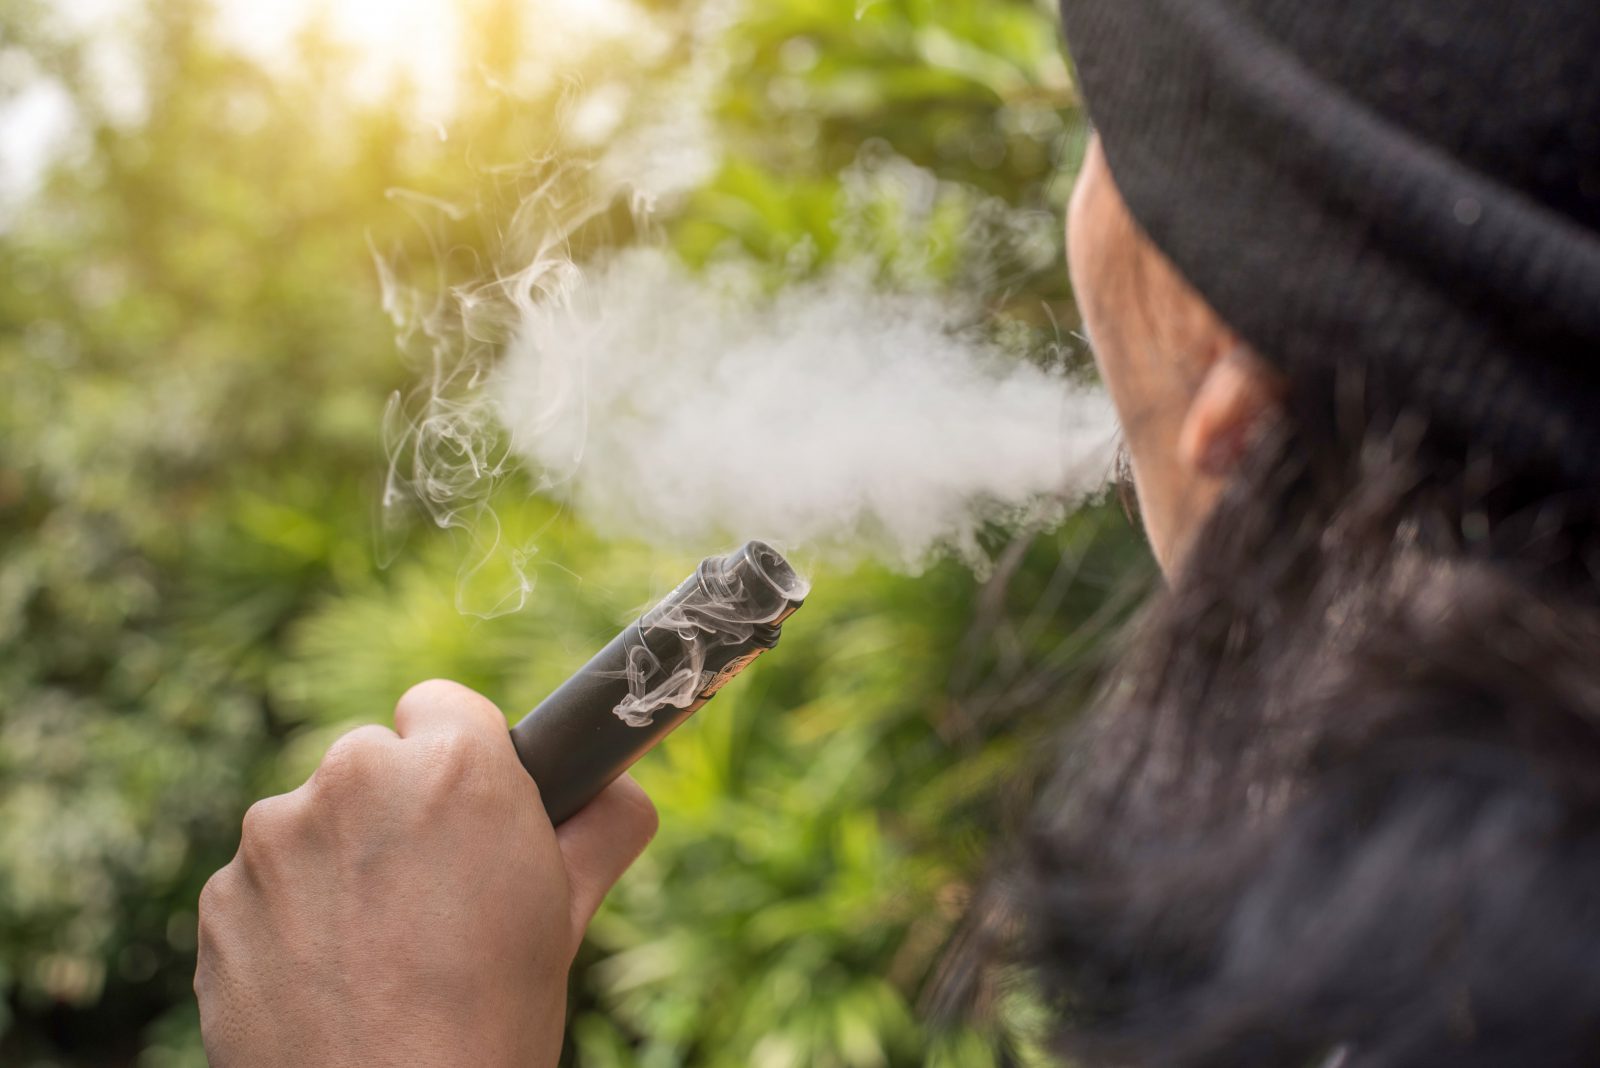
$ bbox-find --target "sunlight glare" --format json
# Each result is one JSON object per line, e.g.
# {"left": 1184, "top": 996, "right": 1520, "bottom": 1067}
{"left": 216, "top": 0, "right": 461, "bottom": 119}
{"left": 213, "top": 0, "right": 656, "bottom": 124}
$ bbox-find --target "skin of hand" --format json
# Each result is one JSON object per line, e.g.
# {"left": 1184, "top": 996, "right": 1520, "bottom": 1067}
{"left": 1067, "top": 135, "right": 1284, "bottom": 575}
{"left": 194, "top": 678, "right": 659, "bottom": 1068}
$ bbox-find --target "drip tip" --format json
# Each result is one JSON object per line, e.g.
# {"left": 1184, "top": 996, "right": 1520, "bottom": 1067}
{"left": 675, "top": 540, "right": 807, "bottom": 628}
{"left": 739, "top": 540, "right": 810, "bottom": 615}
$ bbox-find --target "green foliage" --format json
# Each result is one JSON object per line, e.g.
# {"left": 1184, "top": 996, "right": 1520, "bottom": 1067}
{"left": 0, "top": 0, "right": 1147, "bottom": 1063}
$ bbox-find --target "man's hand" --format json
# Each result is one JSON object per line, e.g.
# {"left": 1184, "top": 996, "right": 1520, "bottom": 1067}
{"left": 194, "top": 679, "right": 658, "bottom": 1067}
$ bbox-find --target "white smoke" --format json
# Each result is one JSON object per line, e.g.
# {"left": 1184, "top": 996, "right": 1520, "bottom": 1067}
{"left": 377, "top": 147, "right": 1117, "bottom": 611}
{"left": 492, "top": 247, "right": 1117, "bottom": 571}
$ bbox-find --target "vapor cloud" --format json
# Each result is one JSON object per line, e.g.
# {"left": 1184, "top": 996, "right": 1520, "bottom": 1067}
{"left": 492, "top": 248, "right": 1117, "bottom": 570}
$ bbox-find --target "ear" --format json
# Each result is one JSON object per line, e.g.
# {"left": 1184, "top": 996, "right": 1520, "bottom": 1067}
{"left": 1177, "top": 343, "right": 1282, "bottom": 479}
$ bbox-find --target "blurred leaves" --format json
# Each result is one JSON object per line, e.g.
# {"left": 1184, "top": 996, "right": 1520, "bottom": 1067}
{"left": 0, "top": 0, "right": 1142, "bottom": 1063}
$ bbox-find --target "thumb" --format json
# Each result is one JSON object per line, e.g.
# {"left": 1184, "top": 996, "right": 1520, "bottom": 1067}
{"left": 555, "top": 774, "right": 659, "bottom": 939}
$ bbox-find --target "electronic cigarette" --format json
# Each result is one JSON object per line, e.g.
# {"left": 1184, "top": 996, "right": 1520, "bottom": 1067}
{"left": 509, "top": 541, "right": 807, "bottom": 825}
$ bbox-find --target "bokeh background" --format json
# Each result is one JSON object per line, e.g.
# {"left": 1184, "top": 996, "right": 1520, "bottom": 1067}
{"left": 0, "top": 0, "right": 1152, "bottom": 1063}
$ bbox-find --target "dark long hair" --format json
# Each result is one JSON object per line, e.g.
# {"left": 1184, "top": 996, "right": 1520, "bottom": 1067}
{"left": 1017, "top": 396, "right": 1600, "bottom": 1066}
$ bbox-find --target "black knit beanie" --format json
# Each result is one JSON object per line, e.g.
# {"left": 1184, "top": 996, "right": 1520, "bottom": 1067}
{"left": 1058, "top": 0, "right": 1600, "bottom": 489}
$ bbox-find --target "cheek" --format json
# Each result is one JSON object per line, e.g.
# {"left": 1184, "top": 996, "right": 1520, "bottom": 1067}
{"left": 1065, "top": 171, "right": 1104, "bottom": 348}
{"left": 1065, "top": 156, "right": 1179, "bottom": 557}
{"left": 1067, "top": 147, "right": 1134, "bottom": 376}
{"left": 1067, "top": 176, "right": 1143, "bottom": 433}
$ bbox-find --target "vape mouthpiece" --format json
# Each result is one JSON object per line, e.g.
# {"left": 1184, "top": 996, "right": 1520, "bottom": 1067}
{"left": 509, "top": 541, "right": 807, "bottom": 825}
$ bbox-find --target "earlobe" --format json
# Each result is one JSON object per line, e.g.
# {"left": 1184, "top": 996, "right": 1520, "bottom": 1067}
{"left": 1177, "top": 344, "right": 1282, "bottom": 479}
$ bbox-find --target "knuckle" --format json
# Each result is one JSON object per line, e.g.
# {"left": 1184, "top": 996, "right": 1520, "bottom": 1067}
{"left": 314, "top": 725, "right": 391, "bottom": 794}
{"left": 239, "top": 795, "right": 285, "bottom": 842}
{"left": 197, "top": 865, "right": 236, "bottom": 920}
{"left": 396, "top": 678, "right": 505, "bottom": 741}
{"left": 196, "top": 865, "right": 244, "bottom": 957}
{"left": 396, "top": 677, "right": 468, "bottom": 719}
{"left": 192, "top": 953, "right": 215, "bottom": 1005}
{"left": 236, "top": 794, "right": 305, "bottom": 871}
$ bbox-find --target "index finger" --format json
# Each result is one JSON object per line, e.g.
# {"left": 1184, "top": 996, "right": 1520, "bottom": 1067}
{"left": 393, "top": 678, "right": 510, "bottom": 743}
